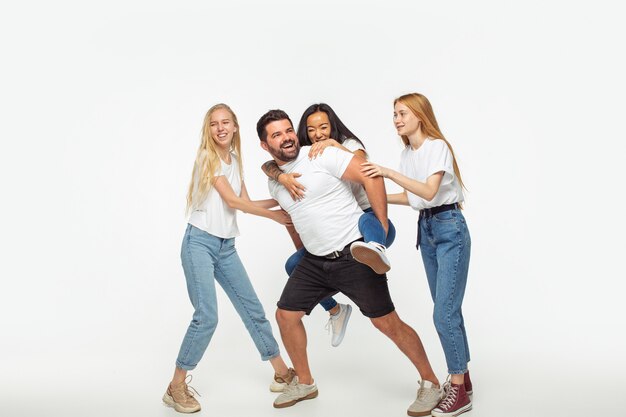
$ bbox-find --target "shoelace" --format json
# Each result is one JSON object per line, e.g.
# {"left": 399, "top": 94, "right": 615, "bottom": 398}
{"left": 324, "top": 318, "right": 332, "bottom": 334}
{"left": 283, "top": 377, "right": 300, "bottom": 395}
{"left": 438, "top": 384, "right": 458, "bottom": 411}
{"left": 417, "top": 381, "right": 439, "bottom": 401}
{"left": 416, "top": 385, "right": 431, "bottom": 401}
{"left": 174, "top": 375, "right": 201, "bottom": 399}
{"left": 441, "top": 374, "right": 452, "bottom": 394}
{"left": 442, "top": 380, "right": 451, "bottom": 394}
{"left": 325, "top": 311, "right": 340, "bottom": 334}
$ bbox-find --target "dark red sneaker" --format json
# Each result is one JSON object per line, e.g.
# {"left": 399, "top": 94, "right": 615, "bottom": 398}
{"left": 431, "top": 382, "right": 472, "bottom": 417}
{"left": 464, "top": 371, "right": 473, "bottom": 396}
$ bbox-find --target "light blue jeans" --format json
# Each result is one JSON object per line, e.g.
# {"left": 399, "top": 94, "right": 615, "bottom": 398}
{"left": 176, "top": 224, "right": 280, "bottom": 370}
{"left": 284, "top": 209, "right": 396, "bottom": 311}
{"left": 418, "top": 208, "right": 471, "bottom": 375}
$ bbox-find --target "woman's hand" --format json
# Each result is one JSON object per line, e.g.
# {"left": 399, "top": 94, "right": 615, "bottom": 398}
{"left": 308, "top": 139, "right": 339, "bottom": 159}
{"left": 278, "top": 172, "right": 306, "bottom": 201}
{"left": 270, "top": 209, "right": 293, "bottom": 226}
{"left": 360, "top": 161, "right": 390, "bottom": 178}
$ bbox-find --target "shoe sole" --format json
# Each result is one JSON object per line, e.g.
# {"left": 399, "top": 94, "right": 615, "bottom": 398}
{"left": 431, "top": 403, "right": 472, "bottom": 417}
{"left": 350, "top": 245, "right": 390, "bottom": 274}
{"left": 273, "top": 389, "right": 319, "bottom": 408}
{"left": 162, "top": 392, "right": 201, "bottom": 413}
{"left": 407, "top": 410, "right": 434, "bottom": 417}
{"left": 331, "top": 304, "right": 352, "bottom": 347}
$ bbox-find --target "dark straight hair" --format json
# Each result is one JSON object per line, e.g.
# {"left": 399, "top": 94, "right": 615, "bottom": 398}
{"left": 296, "top": 103, "right": 365, "bottom": 148}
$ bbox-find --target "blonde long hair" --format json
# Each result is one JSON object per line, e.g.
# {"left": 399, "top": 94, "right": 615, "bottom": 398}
{"left": 186, "top": 104, "right": 243, "bottom": 213}
{"left": 394, "top": 93, "right": 466, "bottom": 191}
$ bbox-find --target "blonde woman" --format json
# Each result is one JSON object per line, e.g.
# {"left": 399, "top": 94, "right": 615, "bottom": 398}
{"left": 163, "top": 104, "right": 294, "bottom": 414}
{"left": 362, "top": 93, "right": 473, "bottom": 417}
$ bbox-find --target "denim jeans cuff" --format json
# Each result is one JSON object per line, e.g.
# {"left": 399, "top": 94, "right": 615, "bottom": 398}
{"left": 261, "top": 350, "right": 281, "bottom": 361}
{"left": 175, "top": 361, "right": 197, "bottom": 371}
{"left": 448, "top": 368, "right": 468, "bottom": 375}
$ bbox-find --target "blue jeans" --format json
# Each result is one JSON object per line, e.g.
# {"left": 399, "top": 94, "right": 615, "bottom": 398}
{"left": 418, "top": 208, "right": 471, "bottom": 375}
{"left": 359, "top": 207, "right": 396, "bottom": 247}
{"left": 176, "top": 224, "right": 280, "bottom": 370}
{"left": 284, "top": 210, "right": 396, "bottom": 312}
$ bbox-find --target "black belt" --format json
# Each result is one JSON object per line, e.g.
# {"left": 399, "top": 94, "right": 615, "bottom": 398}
{"left": 417, "top": 203, "right": 459, "bottom": 250}
{"left": 320, "top": 239, "right": 363, "bottom": 260}
{"left": 419, "top": 203, "right": 458, "bottom": 219}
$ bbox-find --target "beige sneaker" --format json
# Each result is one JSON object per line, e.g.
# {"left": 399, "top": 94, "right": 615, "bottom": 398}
{"left": 270, "top": 367, "right": 296, "bottom": 392}
{"left": 407, "top": 380, "right": 442, "bottom": 416}
{"left": 162, "top": 376, "right": 201, "bottom": 413}
{"left": 273, "top": 376, "right": 318, "bottom": 408}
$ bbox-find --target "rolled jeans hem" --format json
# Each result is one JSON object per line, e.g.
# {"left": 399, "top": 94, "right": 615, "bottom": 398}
{"left": 261, "top": 350, "right": 281, "bottom": 361}
{"left": 448, "top": 368, "right": 468, "bottom": 375}
{"left": 175, "top": 361, "right": 197, "bottom": 371}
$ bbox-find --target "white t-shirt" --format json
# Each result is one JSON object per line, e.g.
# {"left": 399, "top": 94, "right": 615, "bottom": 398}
{"left": 399, "top": 139, "right": 464, "bottom": 211}
{"left": 341, "top": 138, "right": 370, "bottom": 210}
{"left": 188, "top": 152, "right": 241, "bottom": 238}
{"left": 269, "top": 146, "right": 363, "bottom": 256}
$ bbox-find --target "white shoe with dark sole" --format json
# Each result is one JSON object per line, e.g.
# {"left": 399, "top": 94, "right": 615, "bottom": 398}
{"left": 350, "top": 241, "right": 391, "bottom": 274}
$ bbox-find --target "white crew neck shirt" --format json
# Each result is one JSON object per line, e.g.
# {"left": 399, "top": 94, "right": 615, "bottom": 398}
{"left": 399, "top": 139, "right": 464, "bottom": 211}
{"left": 188, "top": 152, "right": 241, "bottom": 238}
{"left": 268, "top": 146, "right": 363, "bottom": 256}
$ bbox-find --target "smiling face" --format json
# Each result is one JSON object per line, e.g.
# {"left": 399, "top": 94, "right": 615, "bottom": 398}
{"left": 261, "top": 118, "right": 300, "bottom": 163}
{"left": 209, "top": 108, "right": 237, "bottom": 152}
{"left": 306, "top": 111, "right": 332, "bottom": 143}
{"left": 393, "top": 101, "right": 421, "bottom": 137}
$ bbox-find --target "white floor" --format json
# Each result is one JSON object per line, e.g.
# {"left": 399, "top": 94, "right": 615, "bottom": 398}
{"left": 2, "top": 296, "right": 617, "bottom": 417}
{"left": 3, "top": 2, "right": 624, "bottom": 416}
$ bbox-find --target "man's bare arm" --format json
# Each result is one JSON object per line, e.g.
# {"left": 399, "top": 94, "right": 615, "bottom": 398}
{"left": 261, "top": 160, "right": 306, "bottom": 200}
{"left": 341, "top": 155, "right": 388, "bottom": 233}
{"left": 261, "top": 160, "right": 283, "bottom": 181}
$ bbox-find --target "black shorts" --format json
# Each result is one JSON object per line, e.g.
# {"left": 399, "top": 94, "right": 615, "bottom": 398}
{"left": 277, "top": 244, "right": 395, "bottom": 318}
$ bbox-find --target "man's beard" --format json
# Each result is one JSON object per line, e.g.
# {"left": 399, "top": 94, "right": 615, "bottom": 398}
{"left": 268, "top": 139, "right": 300, "bottom": 162}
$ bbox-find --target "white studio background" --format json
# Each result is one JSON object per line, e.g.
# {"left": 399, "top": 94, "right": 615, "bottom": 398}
{"left": 0, "top": 1, "right": 623, "bottom": 416}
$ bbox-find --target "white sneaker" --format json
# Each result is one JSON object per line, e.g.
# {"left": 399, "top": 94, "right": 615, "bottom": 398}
{"left": 350, "top": 241, "right": 391, "bottom": 274}
{"left": 325, "top": 303, "right": 352, "bottom": 347}
{"left": 407, "top": 380, "right": 443, "bottom": 417}
{"left": 273, "top": 376, "right": 318, "bottom": 408}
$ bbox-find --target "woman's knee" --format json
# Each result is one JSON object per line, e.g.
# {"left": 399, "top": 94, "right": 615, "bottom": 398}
{"left": 433, "top": 304, "right": 461, "bottom": 333}
{"left": 284, "top": 258, "right": 298, "bottom": 275}
{"left": 432, "top": 303, "right": 447, "bottom": 328}
{"left": 386, "top": 220, "right": 396, "bottom": 247}
{"left": 193, "top": 308, "right": 218, "bottom": 332}
{"left": 284, "top": 249, "right": 305, "bottom": 276}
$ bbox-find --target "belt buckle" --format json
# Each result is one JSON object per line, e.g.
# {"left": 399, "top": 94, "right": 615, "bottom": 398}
{"left": 324, "top": 250, "right": 341, "bottom": 259}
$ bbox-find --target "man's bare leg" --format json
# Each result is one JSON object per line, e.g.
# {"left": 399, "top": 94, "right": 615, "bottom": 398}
{"left": 275, "top": 308, "right": 313, "bottom": 384}
{"left": 371, "top": 311, "right": 439, "bottom": 386}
